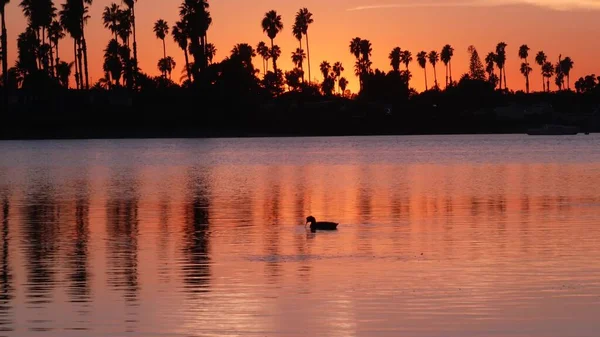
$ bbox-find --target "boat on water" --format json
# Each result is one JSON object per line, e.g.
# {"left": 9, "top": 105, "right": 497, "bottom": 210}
{"left": 527, "top": 124, "right": 579, "bottom": 136}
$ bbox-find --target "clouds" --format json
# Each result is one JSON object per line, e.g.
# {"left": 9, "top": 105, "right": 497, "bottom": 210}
{"left": 346, "top": 0, "right": 600, "bottom": 11}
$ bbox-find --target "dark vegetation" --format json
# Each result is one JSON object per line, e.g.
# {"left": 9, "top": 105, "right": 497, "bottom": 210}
{"left": 1, "top": 0, "right": 599, "bottom": 139}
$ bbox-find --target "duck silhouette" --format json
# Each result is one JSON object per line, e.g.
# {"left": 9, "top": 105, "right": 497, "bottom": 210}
{"left": 305, "top": 216, "right": 338, "bottom": 231}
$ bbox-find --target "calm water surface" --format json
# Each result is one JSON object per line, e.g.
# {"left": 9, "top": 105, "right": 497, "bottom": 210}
{"left": 0, "top": 135, "right": 599, "bottom": 337}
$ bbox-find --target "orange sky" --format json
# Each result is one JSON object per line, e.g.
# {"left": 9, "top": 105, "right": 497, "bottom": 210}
{"left": 4, "top": 0, "right": 600, "bottom": 93}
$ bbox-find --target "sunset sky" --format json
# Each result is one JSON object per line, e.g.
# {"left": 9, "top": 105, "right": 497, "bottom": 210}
{"left": 3, "top": 0, "right": 600, "bottom": 92}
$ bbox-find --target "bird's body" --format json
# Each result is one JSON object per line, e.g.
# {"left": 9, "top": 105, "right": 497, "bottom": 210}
{"left": 306, "top": 216, "right": 338, "bottom": 231}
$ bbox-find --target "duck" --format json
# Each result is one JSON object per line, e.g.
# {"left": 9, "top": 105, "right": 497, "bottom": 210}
{"left": 305, "top": 216, "right": 338, "bottom": 231}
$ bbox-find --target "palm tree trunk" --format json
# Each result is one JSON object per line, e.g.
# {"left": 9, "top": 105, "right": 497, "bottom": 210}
{"left": 270, "top": 39, "right": 277, "bottom": 74}
{"left": 55, "top": 42, "right": 60, "bottom": 78}
{"left": 433, "top": 65, "right": 437, "bottom": 88}
{"left": 131, "top": 4, "right": 138, "bottom": 82}
{"left": 449, "top": 60, "right": 452, "bottom": 84}
{"left": 162, "top": 39, "right": 167, "bottom": 60}
{"left": 445, "top": 64, "right": 448, "bottom": 88}
{"left": 547, "top": 77, "right": 550, "bottom": 93}
{"left": 1, "top": 9, "right": 7, "bottom": 88}
{"left": 184, "top": 49, "right": 192, "bottom": 83}
{"left": 503, "top": 67, "right": 507, "bottom": 89}
{"left": 567, "top": 75, "right": 570, "bottom": 90}
{"left": 424, "top": 67, "right": 428, "bottom": 91}
{"left": 498, "top": 67, "right": 503, "bottom": 90}
{"left": 49, "top": 46, "right": 55, "bottom": 78}
{"left": 542, "top": 73, "right": 545, "bottom": 92}
{"left": 526, "top": 73, "right": 530, "bottom": 93}
{"left": 81, "top": 20, "right": 89, "bottom": 89}
{"left": 305, "top": 32, "right": 311, "bottom": 83}
{"left": 73, "top": 39, "right": 80, "bottom": 89}
{"left": 77, "top": 40, "right": 84, "bottom": 90}
{"left": 262, "top": 58, "right": 266, "bottom": 76}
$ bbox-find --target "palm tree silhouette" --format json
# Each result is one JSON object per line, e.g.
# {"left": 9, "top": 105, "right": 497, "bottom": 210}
{"left": 261, "top": 10, "right": 283, "bottom": 73}
{"left": 122, "top": 0, "right": 138, "bottom": 81}
{"left": 257, "top": 41, "right": 270, "bottom": 75}
{"left": 154, "top": 19, "right": 169, "bottom": 60}
{"left": 172, "top": 20, "right": 192, "bottom": 83}
{"left": 103, "top": 4, "right": 120, "bottom": 40}
{"left": 389, "top": 47, "right": 402, "bottom": 73}
{"left": 520, "top": 62, "right": 532, "bottom": 92}
{"left": 535, "top": 51, "right": 547, "bottom": 92}
{"left": 48, "top": 20, "right": 64, "bottom": 78}
{"left": 295, "top": 8, "right": 313, "bottom": 83}
{"left": 441, "top": 44, "right": 454, "bottom": 87}
{"left": 542, "top": 61, "right": 554, "bottom": 92}
{"left": 495, "top": 42, "right": 507, "bottom": 90}
{"left": 79, "top": 0, "right": 92, "bottom": 89}
{"left": 291, "top": 48, "right": 306, "bottom": 81}
{"left": 158, "top": 56, "right": 176, "bottom": 79}
{"left": 56, "top": 60, "right": 73, "bottom": 87}
{"left": 270, "top": 45, "right": 281, "bottom": 68}
{"left": 231, "top": 43, "right": 256, "bottom": 70}
{"left": 103, "top": 39, "right": 122, "bottom": 86}
{"left": 417, "top": 51, "right": 427, "bottom": 91}
{"left": 485, "top": 52, "right": 496, "bottom": 81}
{"left": 332, "top": 61, "right": 344, "bottom": 93}
{"left": 350, "top": 37, "right": 362, "bottom": 59}
{"left": 1, "top": 0, "right": 8, "bottom": 87}
{"left": 518, "top": 44, "right": 530, "bottom": 93}
{"left": 428, "top": 50, "right": 439, "bottom": 89}
{"left": 205, "top": 43, "right": 216, "bottom": 64}
{"left": 339, "top": 77, "right": 348, "bottom": 95}
{"left": 401, "top": 50, "right": 412, "bottom": 72}
{"left": 60, "top": 0, "right": 86, "bottom": 89}
{"left": 560, "top": 56, "right": 574, "bottom": 90}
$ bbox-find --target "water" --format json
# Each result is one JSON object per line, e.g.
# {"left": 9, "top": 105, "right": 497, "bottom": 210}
{"left": 0, "top": 135, "right": 599, "bottom": 337}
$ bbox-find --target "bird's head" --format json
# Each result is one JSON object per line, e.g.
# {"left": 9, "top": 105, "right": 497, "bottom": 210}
{"left": 305, "top": 216, "right": 316, "bottom": 225}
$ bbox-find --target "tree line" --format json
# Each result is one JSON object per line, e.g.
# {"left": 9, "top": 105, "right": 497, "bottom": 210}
{"left": 1, "top": 0, "right": 599, "bottom": 97}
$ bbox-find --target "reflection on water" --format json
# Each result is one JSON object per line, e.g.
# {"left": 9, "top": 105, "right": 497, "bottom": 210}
{"left": 0, "top": 135, "right": 599, "bottom": 336}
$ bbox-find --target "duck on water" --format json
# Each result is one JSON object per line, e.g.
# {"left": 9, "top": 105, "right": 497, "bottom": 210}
{"left": 305, "top": 216, "right": 338, "bottom": 231}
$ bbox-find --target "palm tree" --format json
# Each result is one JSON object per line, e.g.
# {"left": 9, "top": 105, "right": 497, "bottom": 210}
{"left": 495, "top": 42, "right": 507, "bottom": 90}
{"left": 295, "top": 8, "right": 313, "bottom": 83}
{"left": 339, "top": 77, "right": 348, "bottom": 95}
{"left": 542, "top": 61, "right": 554, "bottom": 92}
{"left": 172, "top": 20, "right": 191, "bottom": 83}
{"left": 389, "top": 47, "right": 402, "bottom": 72}
{"left": 48, "top": 20, "right": 64, "bottom": 77}
{"left": 535, "top": 51, "right": 547, "bottom": 92}
{"left": 122, "top": 0, "right": 138, "bottom": 79}
{"left": 205, "top": 42, "right": 216, "bottom": 64}
{"left": 518, "top": 44, "right": 530, "bottom": 93}
{"left": 441, "top": 44, "right": 454, "bottom": 87}
{"left": 291, "top": 48, "right": 306, "bottom": 81}
{"left": 257, "top": 41, "right": 270, "bottom": 75}
{"left": 349, "top": 37, "right": 362, "bottom": 59}
{"left": 261, "top": 10, "right": 283, "bottom": 73}
{"left": 154, "top": 19, "right": 169, "bottom": 60}
{"left": 1, "top": 0, "right": 9, "bottom": 87}
{"left": 231, "top": 43, "right": 255, "bottom": 70}
{"left": 103, "top": 39, "right": 122, "bottom": 86}
{"left": 332, "top": 61, "right": 343, "bottom": 93}
{"left": 270, "top": 45, "right": 281, "bottom": 67}
{"left": 520, "top": 62, "right": 532, "bottom": 92}
{"left": 103, "top": 4, "right": 120, "bottom": 40}
{"left": 158, "top": 56, "right": 176, "bottom": 79}
{"left": 320, "top": 61, "right": 331, "bottom": 80}
{"left": 560, "top": 56, "right": 574, "bottom": 90}
{"left": 401, "top": 50, "right": 412, "bottom": 72}
{"left": 428, "top": 50, "right": 439, "bottom": 89}
{"left": 178, "top": 0, "right": 211, "bottom": 73}
{"left": 79, "top": 0, "right": 92, "bottom": 89}
{"left": 417, "top": 51, "right": 427, "bottom": 91}
{"left": 56, "top": 60, "right": 72, "bottom": 87}
{"left": 60, "top": 0, "right": 85, "bottom": 89}
{"left": 485, "top": 52, "right": 496, "bottom": 80}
